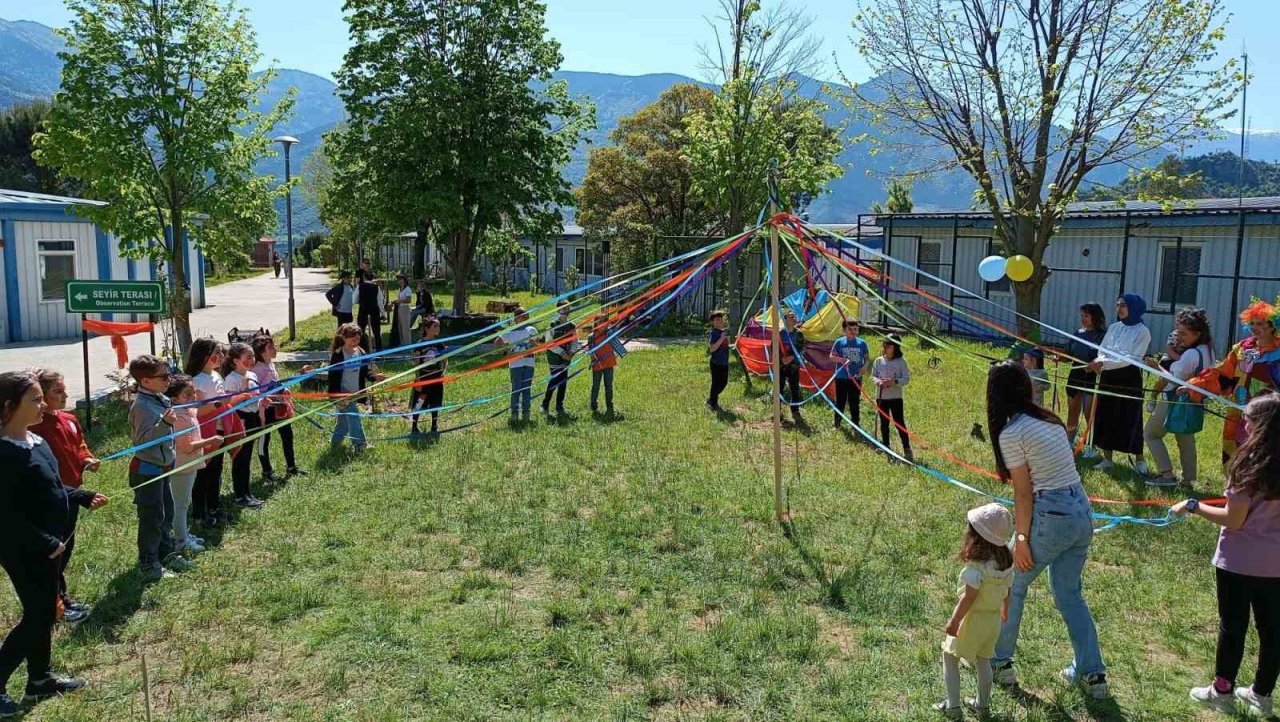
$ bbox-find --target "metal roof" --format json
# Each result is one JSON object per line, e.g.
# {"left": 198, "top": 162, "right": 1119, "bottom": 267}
{"left": 869, "top": 196, "right": 1280, "bottom": 222}
{"left": 0, "top": 189, "right": 107, "bottom": 207}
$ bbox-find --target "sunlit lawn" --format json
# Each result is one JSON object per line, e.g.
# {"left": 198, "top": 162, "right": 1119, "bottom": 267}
{"left": 4, "top": 313, "right": 1246, "bottom": 721}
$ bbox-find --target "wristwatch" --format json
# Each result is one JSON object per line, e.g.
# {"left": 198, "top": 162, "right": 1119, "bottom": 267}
{"left": 1015, "top": 533, "right": 1028, "bottom": 544}
{"left": 1185, "top": 498, "right": 1200, "bottom": 514}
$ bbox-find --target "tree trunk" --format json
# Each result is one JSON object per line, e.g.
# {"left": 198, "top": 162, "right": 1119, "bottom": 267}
{"left": 169, "top": 206, "right": 193, "bottom": 357}
{"left": 1008, "top": 218, "right": 1051, "bottom": 340}
{"left": 449, "top": 227, "right": 472, "bottom": 314}
{"left": 413, "top": 219, "right": 430, "bottom": 280}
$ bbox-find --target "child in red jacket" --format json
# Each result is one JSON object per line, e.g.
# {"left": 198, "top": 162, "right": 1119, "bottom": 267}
{"left": 30, "top": 369, "right": 101, "bottom": 623}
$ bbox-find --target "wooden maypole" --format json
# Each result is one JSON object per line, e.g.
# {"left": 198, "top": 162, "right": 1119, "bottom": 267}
{"left": 768, "top": 161, "right": 785, "bottom": 523}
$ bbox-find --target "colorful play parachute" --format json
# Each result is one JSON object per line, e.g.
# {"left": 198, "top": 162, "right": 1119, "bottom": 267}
{"left": 737, "top": 288, "right": 861, "bottom": 395}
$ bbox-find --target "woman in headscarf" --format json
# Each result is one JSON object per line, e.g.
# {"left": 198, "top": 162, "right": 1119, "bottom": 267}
{"left": 1086, "top": 294, "right": 1152, "bottom": 474}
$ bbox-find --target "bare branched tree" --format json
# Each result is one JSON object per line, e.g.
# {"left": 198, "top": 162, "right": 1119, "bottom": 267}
{"left": 852, "top": 0, "right": 1239, "bottom": 330}
{"left": 695, "top": 0, "right": 830, "bottom": 323}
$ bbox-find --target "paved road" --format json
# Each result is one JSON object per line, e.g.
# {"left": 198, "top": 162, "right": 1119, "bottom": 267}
{"left": 0, "top": 268, "right": 334, "bottom": 403}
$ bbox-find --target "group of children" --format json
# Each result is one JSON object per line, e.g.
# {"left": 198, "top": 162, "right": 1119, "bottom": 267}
{"left": 705, "top": 310, "right": 915, "bottom": 460}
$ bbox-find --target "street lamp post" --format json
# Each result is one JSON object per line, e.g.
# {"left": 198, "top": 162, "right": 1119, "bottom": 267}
{"left": 274, "top": 135, "right": 300, "bottom": 340}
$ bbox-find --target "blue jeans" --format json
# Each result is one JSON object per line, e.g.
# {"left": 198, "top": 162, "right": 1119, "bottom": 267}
{"left": 992, "top": 485, "right": 1105, "bottom": 678}
{"left": 331, "top": 404, "right": 367, "bottom": 448}
{"left": 510, "top": 366, "right": 534, "bottom": 417}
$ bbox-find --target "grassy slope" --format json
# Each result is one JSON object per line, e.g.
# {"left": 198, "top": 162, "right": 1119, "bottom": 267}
{"left": 5, "top": 320, "right": 1244, "bottom": 721}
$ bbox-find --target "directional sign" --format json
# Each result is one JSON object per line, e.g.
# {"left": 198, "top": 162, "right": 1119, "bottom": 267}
{"left": 65, "top": 280, "right": 166, "bottom": 315}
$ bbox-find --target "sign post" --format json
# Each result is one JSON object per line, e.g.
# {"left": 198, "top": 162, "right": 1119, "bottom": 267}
{"left": 66, "top": 280, "right": 166, "bottom": 428}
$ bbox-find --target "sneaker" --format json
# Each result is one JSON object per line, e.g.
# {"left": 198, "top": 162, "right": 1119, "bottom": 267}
{"left": 904, "top": 449, "right": 916, "bottom": 463}
{"left": 1094, "top": 460, "right": 1115, "bottom": 472}
{"left": 139, "top": 565, "right": 175, "bottom": 582}
{"left": 1081, "top": 447, "right": 1100, "bottom": 460}
{"left": 62, "top": 597, "right": 89, "bottom": 614}
{"left": 286, "top": 467, "right": 306, "bottom": 477}
{"left": 164, "top": 555, "right": 193, "bottom": 573}
{"left": 61, "top": 606, "right": 90, "bottom": 624}
{"left": 177, "top": 538, "right": 205, "bottom": 554}
{"left": 236, "top": 496, "right": 264, "bottom": 509}
{"left": 187, "top": 534, "right": 205, "bottom": 546}
{"left": 0, "top": 694, "right": 18, "bottom": 718}
{"left": 932, "top": 702, "right": 962, "bottom": 720}
{"left": 991, "top": 662, "right": 1017, "bottom": 687}
{"left": 1233, "top": 686, "right": 1273, "bottom": 718}
{"left": 22, "top": 675, "right": 87, "bottom": 703}
{"left": 1060, "top": 667, "right": 1110, "bottom": 699}
{"left": 1134, "top": 459, "right": 1151, "bottom": 477}
{"left": 1190, "top": 684, "right": 1236, "bottom": 714}
{"left": 964, "top": 697, "right": 988, "bottom": 715}
{"left": 1145, "top": 475, "right": 1179, "bottom": 488}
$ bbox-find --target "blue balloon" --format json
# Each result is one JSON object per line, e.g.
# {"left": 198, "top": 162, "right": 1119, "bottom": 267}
{"left": 978, "top": 255, "right": 1007, "bottom": 283}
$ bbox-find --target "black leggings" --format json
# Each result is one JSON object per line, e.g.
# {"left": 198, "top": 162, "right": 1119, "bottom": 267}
{"left": 259, "top": 404, "right": 296, "bottom": 475}
{"left": 413, "top": 383, "right": 443, "bottom": 433}
{"left": 232, "top": 411, "right": 262, "bottom": 498}
{"left": 543, "top": 367, "right": 569, "bottom": 411}
{"left": 1216, "top": 567, "right": 1280, "bottom": 697}
{"left": 877, "top": 397, "right": 911, "bottom": 452}
{"left": 709, "top": 364, "right": 729, "bottom": 406}
{"left": 358, "top": 309, "right": 382, "bottom": 351}
{"left": 192, "top": 450, "right": 224, "bottom": 519}
{"left": 58, "top": 504, "right": 79, "bottom": 602}
{"left": 834, "top": 378, "right": 862, "bottom": 426}
{"left": 0, "top": 555, "right": 57, "bottom": 690}
{"left": 781, "top": 362, "right": 802, "bottom": 416}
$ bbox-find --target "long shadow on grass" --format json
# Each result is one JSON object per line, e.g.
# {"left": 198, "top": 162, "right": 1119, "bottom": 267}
{"left": 1006, "top": 684, "right": 1130, "bottom": 721}
{"left": 69, "top": 569, "right": 145, "bottom": 643}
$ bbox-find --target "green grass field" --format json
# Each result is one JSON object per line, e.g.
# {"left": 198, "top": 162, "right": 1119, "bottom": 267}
{"left": 1, "top": 316, "right": 1253, "bottom": 721}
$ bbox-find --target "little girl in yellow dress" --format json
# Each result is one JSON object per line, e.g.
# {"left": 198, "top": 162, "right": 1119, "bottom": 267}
{"left": 937, "top": 503, "right": 1014, "bottom": 719}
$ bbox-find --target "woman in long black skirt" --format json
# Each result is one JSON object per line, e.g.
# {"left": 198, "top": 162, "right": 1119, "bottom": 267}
{"left": 1087, "top": 294, "right": 1153, "bottom": 474}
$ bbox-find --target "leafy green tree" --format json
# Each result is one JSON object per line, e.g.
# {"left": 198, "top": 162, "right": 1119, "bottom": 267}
{"left": 35, "top": 0, "right": 291, "bottom": 354}
{"left": 853, "top": 0, "right": 1239, "bottom": 330}
{"left": 871, "top": 179, "right": 914, "bottom": 214}
{"left": 684, "top": 74, "right": 844, "bottom": 238}
{"left": 576, "top": 83, "right": 719, "bottom": 272}
{"left": 0, "top": 100, "right": 81, "bottom": 196}
{"left": 336, "top": 0, "right": 593, "bottom": 314}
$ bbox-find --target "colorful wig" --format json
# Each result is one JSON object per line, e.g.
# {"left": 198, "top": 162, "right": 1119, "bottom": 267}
{"left": 1240, "top": 297, "right": 1280, "bottom": 326}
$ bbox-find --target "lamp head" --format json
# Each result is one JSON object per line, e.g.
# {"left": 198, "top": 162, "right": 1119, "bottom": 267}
{"left": 273, "top": 135, "right": 300, "bottom": 149}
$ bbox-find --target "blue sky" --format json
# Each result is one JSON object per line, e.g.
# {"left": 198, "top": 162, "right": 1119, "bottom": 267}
{"left": 2, "top": 0, "right": 1274, "bottom": 129}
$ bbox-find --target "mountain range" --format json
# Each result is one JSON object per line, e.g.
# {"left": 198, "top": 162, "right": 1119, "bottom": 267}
{"left": 4, "top": 16, "right": 1277, "bottom": 238}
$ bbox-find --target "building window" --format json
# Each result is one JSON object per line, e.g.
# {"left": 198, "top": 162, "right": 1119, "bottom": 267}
{"left": 1157, "top": 243, "right": 1201, "bottom": 307}
{"left": 575, "top": 248, "right": 604, "bottom": 276}
{"left": 554, "top": 247, "right": 563, "bottom": 271}
{"left": 916, "top": 240, "right": 942, "bottom": 289}
{"left": 38, "top": 240, "right": 76, "bottom": 302}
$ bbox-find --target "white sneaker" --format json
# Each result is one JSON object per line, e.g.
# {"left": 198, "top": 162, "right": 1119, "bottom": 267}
{"left": 1234, "top": 686, "right": 1273, "bottom": 718}
{"left": 1190, "top": 685, "right": 1236, "bottom": 714}
{"left": 932, "top": 702, "right": 962, "bottom": 720}
{"left": 1094, "top": 460, "right": 1115, "bottom": 472}
{"left": 992, "top": 662, "right": 1018, "bottom": 687}
{"left": 1061, "top": 667, "right": 1111, "bottom": 699}
{"left": 964, "top": 697, "right": 989, "bottom": 715}
{"left": 1134, "top": 459, "right": 1151, "bottom": 476}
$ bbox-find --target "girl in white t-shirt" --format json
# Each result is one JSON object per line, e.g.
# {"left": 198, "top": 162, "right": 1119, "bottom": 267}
{"left": 220, "top": 342, "right": 263, "bottom": 509}
{"left": 165, "top": 375, "right": 223, "bottom": 553}
{"left": 183, "top": 338, "right": 229, "bottom": 526}
{"left": 1144, "top": 307, "right": 1215, "bottom": 487}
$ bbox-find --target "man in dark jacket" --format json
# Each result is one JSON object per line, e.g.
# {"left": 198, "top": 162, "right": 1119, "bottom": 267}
{"left": 357, "top": 273, "right": 383, "bottom": 351}
{"left": 325, "top": 271, "right": 356, "bottom": 326}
